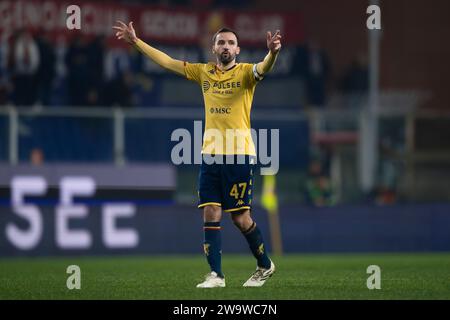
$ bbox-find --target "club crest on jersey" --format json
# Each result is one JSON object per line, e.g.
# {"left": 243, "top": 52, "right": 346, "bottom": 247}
{"left": 203, "top": 81, "right": 210, "bottom": 92}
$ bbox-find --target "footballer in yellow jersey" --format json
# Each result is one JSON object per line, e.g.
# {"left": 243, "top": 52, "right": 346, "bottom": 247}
{"left": 114, "top": 21, "right": 281, "bottom": 288}
{"left": 184, "top": 61, "right": 258, "bottom": 156}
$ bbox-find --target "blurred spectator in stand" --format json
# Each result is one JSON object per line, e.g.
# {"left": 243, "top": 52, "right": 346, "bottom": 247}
{"left": 104, "top": 46, "right": 134, "bottom": 107}
{"left": 214, "top": 0, "right": 251, "bottom": 8}
{"left": 339, "top": 53, "right": 369, "bottom": 109}
{"left": 0, "top": 78, "right": 10, "bottom": 106}
{"left": 304, "top": 159, "right": 335, "bottom": 207}
{"left": 86, "top": 36, "right": 105, "bottom": 106}
{"left": 66, "top": 35, "right": 90, "bottom": 106}
{"left": 371, "top": 136, "right": 399, "bottom": 205}
{"left": 371, "top": 186, "right": 397, "bottom": 205}
{"left": 304, "top": 40, "right": 330, "bottom": 108}
{"left": 30, "top": 148, "right": 44, "bottom": 166}
{"left": 340, "top": 54, "right": 368, "bottom": 93}
{"left": 0, "top": 31, "right": 12, "bottom": 105}
{"left": 10, "top": 30, "right": 40, "bottom": 106}
{"left": 166, "top": 0, "right": 190, "bottom": 5}
{"left": 52, "top": 35, "right": 69, "bottom": 106}
{"left": 36, "top": 33, "right": 56, "bottom": 106}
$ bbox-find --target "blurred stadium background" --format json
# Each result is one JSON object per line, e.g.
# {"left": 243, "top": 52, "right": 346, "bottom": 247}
{"left": 0, "top": 0, "right": 449, "bottom": 299}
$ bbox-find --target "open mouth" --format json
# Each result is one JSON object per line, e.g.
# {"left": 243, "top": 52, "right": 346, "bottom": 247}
{"left": 220, "top": 51, "right": 232, "bottom": 63}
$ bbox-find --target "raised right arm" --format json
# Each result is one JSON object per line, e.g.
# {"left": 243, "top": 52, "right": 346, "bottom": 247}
{"left": 113, "top": 21, "right": 185, "bottom": 76}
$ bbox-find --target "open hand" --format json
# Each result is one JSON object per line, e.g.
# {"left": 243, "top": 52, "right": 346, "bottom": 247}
{"left": 113, "top": 20, "right": 138, "bottom": 44}
{"left": 267, "top": 30, "right": 282, "bottom": 54}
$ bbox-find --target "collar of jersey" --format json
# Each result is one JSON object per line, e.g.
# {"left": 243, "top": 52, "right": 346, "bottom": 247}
{"left": 215, "top": 63, "right": 238, "bottom": 72}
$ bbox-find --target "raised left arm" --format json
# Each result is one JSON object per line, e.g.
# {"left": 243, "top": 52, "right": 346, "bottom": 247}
{"left": 256, "top": 30, "right": 282, "bottom": 76}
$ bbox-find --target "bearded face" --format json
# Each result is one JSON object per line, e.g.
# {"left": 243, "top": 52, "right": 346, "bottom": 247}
{"left": 213, "top": 32, "right": 240, "bottom": 65}
{"left": 219, "top": 49, "right": 235, "bottom": 64}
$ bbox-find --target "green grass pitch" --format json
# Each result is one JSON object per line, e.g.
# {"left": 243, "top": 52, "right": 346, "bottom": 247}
{"left": 0, "top": 253, "right": 449, "bottom": 299}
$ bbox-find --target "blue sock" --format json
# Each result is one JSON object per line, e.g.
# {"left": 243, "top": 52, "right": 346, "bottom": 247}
{"left": 242, "top": 222, "right": 271, "bottom": 269}
{"left": 203, "top": 222, "right": 224, "bottom": 278}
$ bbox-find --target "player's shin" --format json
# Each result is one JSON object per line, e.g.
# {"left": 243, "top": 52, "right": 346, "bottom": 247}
{"left": 242, "top": 222, "right": 271, "bottom": 269}
{"left": 203, "top": 222, "right": 224, "bottom": 278}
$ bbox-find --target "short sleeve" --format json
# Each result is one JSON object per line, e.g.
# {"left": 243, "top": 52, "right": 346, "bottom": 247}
{"left": 184, "top": 62, "right": 202, "bottom": 84}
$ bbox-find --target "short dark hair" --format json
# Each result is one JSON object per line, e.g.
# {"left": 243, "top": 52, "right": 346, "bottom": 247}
{"left": 212, "top": 27, "right": 239, "bottom": 45}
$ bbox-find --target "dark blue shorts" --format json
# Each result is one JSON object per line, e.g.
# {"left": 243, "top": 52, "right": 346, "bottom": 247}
{"left": 198, "top": 155, "right": 255, "bottom": 213}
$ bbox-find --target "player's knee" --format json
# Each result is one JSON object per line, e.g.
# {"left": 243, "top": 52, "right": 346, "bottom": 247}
{"left": 231, "top": 209, "right": 253, "bottom": 231}
{"left": 203, "top": 205, "right": 222, "bottom": 222}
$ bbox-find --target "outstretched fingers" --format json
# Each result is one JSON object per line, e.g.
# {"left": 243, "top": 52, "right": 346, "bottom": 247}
{"left": 112, "top": 20, "right": 127, "bottom": 33}
{"left": 267, "top": 31, "right": 272, "bottom": 42}
{"left": 116, "top": 20, "right": 127, "bottom": 28}
{"left": 272, "top": 31, "right": 282, "bottom": 41}
{"left": 267, "top": 30, "right": 282, "bottom": 43}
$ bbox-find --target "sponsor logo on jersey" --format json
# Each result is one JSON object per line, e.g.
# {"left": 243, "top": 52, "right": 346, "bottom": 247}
{"left": 209, "top": 107, "right": 231, "bottom": 114}
{"left": 212, "top": 81, "right": 241, "bottom": 89}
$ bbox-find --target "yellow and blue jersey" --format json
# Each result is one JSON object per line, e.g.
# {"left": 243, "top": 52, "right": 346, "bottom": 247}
{"left": 184, "top": 62, "right": 262, "bottom": 156}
